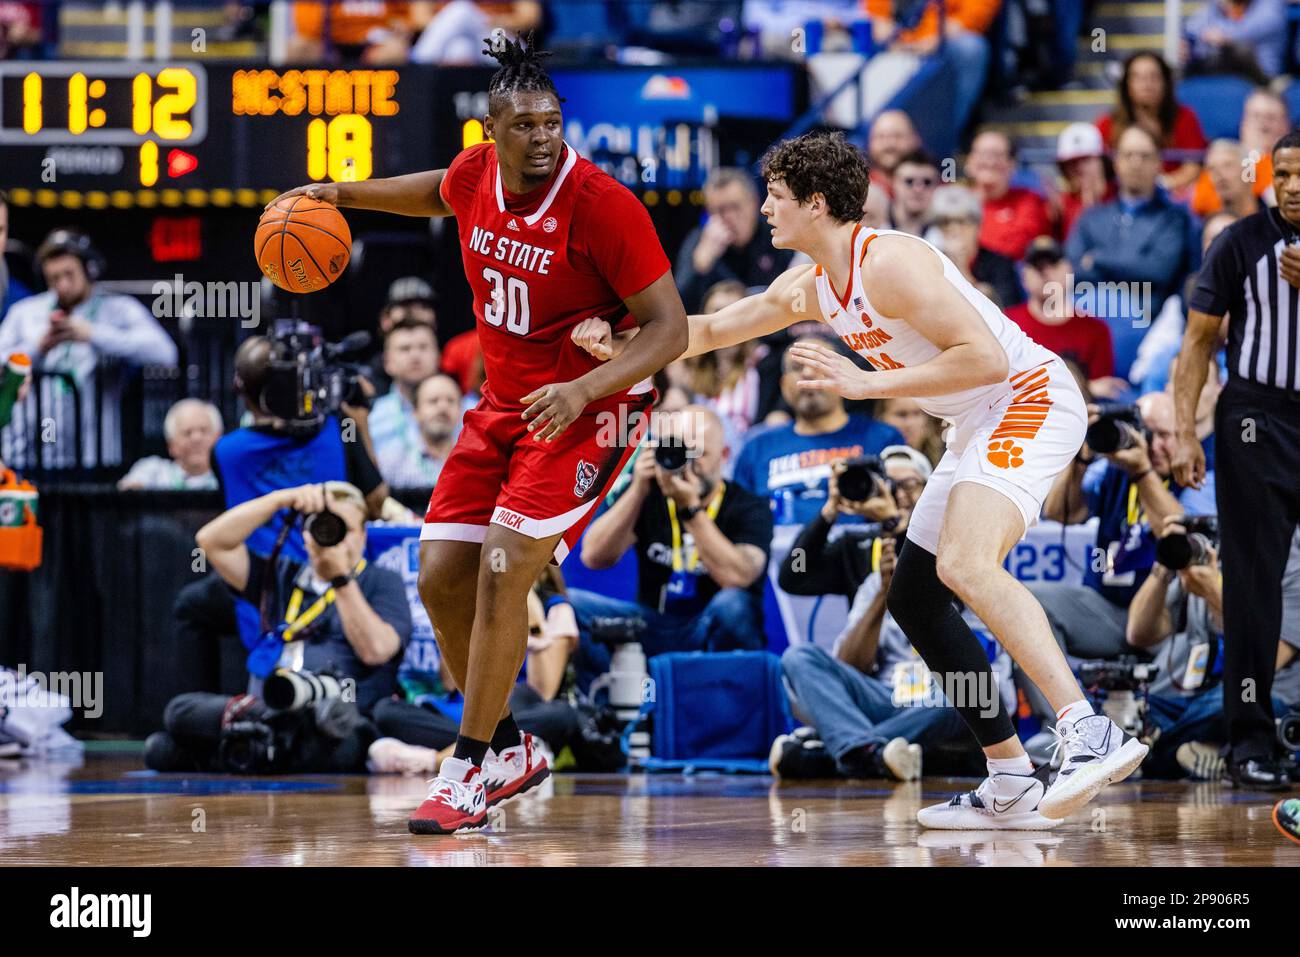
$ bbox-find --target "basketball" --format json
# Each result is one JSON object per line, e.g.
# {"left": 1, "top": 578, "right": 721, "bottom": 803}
{"left": 254, "top": 195, "right": 352, "bottom": 293}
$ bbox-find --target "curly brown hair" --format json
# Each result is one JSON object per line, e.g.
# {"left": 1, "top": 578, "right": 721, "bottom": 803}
{"left": 760, "top": 131, "right": 871, "bottom": 224}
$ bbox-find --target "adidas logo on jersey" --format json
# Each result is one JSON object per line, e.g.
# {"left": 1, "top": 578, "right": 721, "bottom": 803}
{"left": 507, "top": 219, "right": 520, "bottom": 231}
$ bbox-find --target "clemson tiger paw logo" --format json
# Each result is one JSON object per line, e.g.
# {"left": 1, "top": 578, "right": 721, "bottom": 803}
{"left": 986, "top": 439, "right": 1024, "bottom": 469}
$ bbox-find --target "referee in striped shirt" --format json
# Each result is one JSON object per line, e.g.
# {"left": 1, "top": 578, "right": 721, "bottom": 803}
{"left": 1173, "top": 130, "right": 1300, "bottom": 790}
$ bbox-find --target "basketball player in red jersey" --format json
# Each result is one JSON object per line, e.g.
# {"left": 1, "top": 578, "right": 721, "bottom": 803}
{"left": 269, "top": 35, "right": 687, "bottom": 833}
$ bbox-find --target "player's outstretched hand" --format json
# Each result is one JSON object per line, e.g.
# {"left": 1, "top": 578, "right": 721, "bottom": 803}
{"left": 788, "top": 340, "right": 875, "bottom": 400}
{"left": 521, "top": 381, "right": 591, "bottom": 443}
{"left": 571, "top": 317, "right": 615, "bottom": 360}
{"left": 265, "top": 183, "right": 340, "bottom": 211}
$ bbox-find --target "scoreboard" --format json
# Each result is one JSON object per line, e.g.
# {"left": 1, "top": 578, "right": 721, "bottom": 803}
{"left": 0, "top": 61, "right": 799, "bottom": 208}
{"left": 0, "top": 62, "right": 439, "bottom": 201}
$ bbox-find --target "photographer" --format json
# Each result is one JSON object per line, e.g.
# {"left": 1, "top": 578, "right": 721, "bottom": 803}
{"left": 177, "top": 331, "right": 409, "bottom": 657}
{"left": 568, "top": 405, "right": 773, "bottom": 692}
{"left": 145, "top": 482, "right": 411, "bottom": 774}
{"left": 770, "top": 447, "right": 1004, "bottom": 780}
{"left": 1031, "top": 392, "right": 1212, "bottom": 676}
{"left": 1126, "top": 515, "right": 1300, "bottom": 780}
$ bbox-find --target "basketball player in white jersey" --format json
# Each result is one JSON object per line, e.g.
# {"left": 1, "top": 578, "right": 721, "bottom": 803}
{"left": 574, "top": 131, "right": 1148, "bottom": 828}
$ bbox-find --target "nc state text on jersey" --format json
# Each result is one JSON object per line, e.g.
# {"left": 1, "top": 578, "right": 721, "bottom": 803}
{"left": 468, "top": 225, "right": 556, "bottom": 275}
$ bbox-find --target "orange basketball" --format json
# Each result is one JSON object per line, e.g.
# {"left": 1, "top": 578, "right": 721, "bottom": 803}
{"left": 254, "top": 195, "right": 352, "bottom": 293}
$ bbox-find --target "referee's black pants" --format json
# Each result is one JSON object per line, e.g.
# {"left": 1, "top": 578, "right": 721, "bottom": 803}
{"left": 1216, "top": 378, "right": 1300, "bottom": 762}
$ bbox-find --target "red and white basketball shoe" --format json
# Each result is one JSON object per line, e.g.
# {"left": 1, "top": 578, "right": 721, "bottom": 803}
{"left": 481, "top": 734, "right": 551, "bottom": 807}
{"left": 408, "top": 757, "right": 487, "bottom": 834}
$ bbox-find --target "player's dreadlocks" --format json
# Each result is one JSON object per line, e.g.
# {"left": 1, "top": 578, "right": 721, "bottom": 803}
{"left": 484, "top": 31, "right": 566, "bottom": 115}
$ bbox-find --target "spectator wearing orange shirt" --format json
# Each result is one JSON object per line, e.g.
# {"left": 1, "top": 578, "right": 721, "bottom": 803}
{"left": 866, "top": 0, "right": 1002, "bottom": 135}
{"left": 1190, "top": 88, "right": 1287, "bottom": 217}
{"left": 290, "top": 1, "right": 428, "bottom": 63}
{"left": 1096, "top": 51, "right": 1207, "bottom": 195}
{"left": 965, "top": 128, "right": 1051, "bottom": 261}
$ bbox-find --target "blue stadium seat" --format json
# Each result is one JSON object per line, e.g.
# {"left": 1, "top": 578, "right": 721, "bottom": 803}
{"left": 547, "top": 0, "right": 616, "bottom": 51}
{"left": 1176, "top": 75, "right": 1255, "bottom": 141}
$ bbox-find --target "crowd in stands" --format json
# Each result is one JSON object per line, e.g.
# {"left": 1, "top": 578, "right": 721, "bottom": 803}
{"left": 5, "top": 3, "right": 1300, "bottom": 784}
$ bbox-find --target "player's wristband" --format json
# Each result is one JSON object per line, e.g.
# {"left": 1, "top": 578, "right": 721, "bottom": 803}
{"left": 677, "top": 505, "right": 703, "bottom": 523}
{"left": 329, "top": 573, "right": 354, "bottom": 591}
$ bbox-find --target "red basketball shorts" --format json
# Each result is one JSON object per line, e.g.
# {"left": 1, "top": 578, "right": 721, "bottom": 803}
{"left": 421, "top": 392, "right": 653, "bottom": 564}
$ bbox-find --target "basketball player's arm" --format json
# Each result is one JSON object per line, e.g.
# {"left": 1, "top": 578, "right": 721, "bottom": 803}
{"left": 1170, "top": 308, "right": 1218, "bottom": 489}
{"left": 571, "top": 265, "right": 813, "bottom": 362}
{"left": 791, "top": 241, "right": 1010, "bottom": 399}
{"left": 573, "top": 272, "right": 689, "bottom": 400}
{"left": 523, "top": 272, "right": 688, "bottom": 442}
{"left": 266, "top": 170, "right": 454, "bottom": 219}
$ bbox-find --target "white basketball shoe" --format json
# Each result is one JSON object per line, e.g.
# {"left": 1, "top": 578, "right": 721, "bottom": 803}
{"left": 917, "top": 765, "right": 1061, "bottom": 830}
{"left": 1038, "top": 713, "right": 1149, "bottom": 819}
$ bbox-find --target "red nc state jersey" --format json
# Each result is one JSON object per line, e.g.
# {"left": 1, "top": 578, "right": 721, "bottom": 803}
{"left": 438, "top": 142, "right": 671, "bottom": 410}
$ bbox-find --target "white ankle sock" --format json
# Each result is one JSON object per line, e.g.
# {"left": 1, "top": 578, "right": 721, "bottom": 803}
{"left": 986, "top": 755, "right": 1033, "bottom": 779}
{"left": 1056, "top": 699, "right": 1095, "bottom": 728}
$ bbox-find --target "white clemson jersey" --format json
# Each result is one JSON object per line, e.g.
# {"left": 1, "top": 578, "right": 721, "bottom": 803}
{"left": 813, "top": 225, "right": 1056, "bottom": 424}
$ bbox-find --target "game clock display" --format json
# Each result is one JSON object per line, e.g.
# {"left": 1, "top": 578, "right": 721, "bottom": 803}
{"left": 0, "top": 62, "right": 436, "bottom": 194}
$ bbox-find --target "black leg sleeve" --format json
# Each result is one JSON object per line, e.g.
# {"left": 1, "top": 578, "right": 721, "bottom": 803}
{"left": 885, "top": 539, "right": 1017, "bottom": 749}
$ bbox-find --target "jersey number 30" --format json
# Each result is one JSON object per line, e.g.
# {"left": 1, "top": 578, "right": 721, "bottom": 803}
{"left": 483, "top": 267, "right": 531, "bottom": 335}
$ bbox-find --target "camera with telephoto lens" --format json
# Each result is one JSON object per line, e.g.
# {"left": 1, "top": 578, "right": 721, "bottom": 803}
{"left": 653, "top": 436, "right": 690, "bottom": 473}
{"left": 262, "top": 668, "right": 344, "bottom": 712}
{"left": 1085, "top": 402, "right": 1145, "bottom": 455}
{"left": 257, "top": 320, "right": 372, "bottom": 429}
{"left": 837, "top": 454, "right": 888, "bottom": 503}
{"left": 1076, "top": 656, "right": 1157, "bottom": 693}
{"left": 1155, "top": 515, "right": 1219, "bottom": 570}
{"left": 302, "top": 501, "right": 347, "bottom": 547}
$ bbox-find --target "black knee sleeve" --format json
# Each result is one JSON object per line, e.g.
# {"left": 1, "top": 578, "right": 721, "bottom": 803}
{"left": 885, "top": 540, "right": 1017, "bottom": 748}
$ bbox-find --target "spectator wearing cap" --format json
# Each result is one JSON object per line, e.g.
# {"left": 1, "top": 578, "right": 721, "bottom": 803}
{"left": 965, "top": 129, "right": 1052, "bottom": 262}
{"left": 1190, "top": 89, "right": 1288, "bottom": 217}
{"left": 675, "top": 167, "right": 793, "bottom": 312}
{"left": 368, "top": 317, "right": 441, "bottom": 468}
{"left": 1054, "top": 122, "right": 1116, "bottom": 242}
{"left": 117, "top": 398, "right": 223, "bottom": 490}
{"left": 1065, "top": 124, "right": 1199, "bottom": 380}
{"left": 376, "top": 373, "right": 462, "bottom": 488}
{"left": 1006, "top": 237, "right": 1125, "bottom": 399}
{"left": 867, "top": 110, "right": 922, "bottom": 200}
{"left": 1183, "top": 0, "right": 1287, "bottom": 83}
{"left": 926, "top": 185, "right": 1025, "bottom": 308}
{"left": 889, "top": 150, "right": 941, "bottom": 237}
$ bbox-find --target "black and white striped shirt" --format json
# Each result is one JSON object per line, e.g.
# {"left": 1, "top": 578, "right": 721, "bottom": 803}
{"left": 1191, "top": 207, "right": 1300, "bottom": 392}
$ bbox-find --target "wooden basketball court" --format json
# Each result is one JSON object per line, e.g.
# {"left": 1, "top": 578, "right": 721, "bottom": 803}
{"left": 1, "top": 752, "right": 1295, "bottom": 866}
